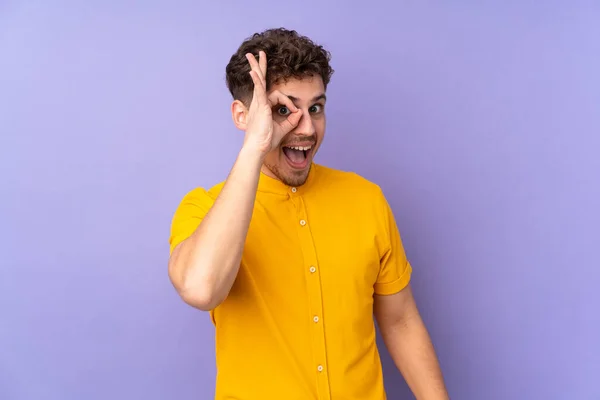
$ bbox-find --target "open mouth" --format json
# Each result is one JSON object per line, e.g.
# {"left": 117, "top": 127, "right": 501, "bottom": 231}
{"left": 282, "top": 144, "right": 313, "bottom": 169}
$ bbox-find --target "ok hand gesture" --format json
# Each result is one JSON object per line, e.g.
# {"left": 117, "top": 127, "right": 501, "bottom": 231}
{"left": 243, "top": 51, "right": 303, "bottom": 156}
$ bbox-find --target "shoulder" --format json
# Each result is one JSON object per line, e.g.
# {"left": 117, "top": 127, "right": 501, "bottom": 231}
{"left": 312, "top": 164, "right": 393, "bottom": 224}
{"left": 312, "top": 164, "right": 394, "bottom": 237}
{"left": 186, "top": 181, "right": 225, "bottom": 200}
{"left": 313, "top": 164, "right": 385, "bottom": 201}
{"left": 174, "top": 181, "right": 225, "bottom": 211}
{"left": 207, "top": 181, "right": 226, "bottom": 199}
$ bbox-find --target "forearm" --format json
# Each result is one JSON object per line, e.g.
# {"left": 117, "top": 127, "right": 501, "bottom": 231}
{"left": 380, "top": 312, "right": 448, "bottom": 399}
{"left": 169, "top": 145, "right": 264, "bottom": 310}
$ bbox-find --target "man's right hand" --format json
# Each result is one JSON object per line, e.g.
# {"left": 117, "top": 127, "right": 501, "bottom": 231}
{"left": 243, "top": 51, "right": 303, "bottom": 157}
{"left": 169, "top": 53, "right": 304, "bottom": 312}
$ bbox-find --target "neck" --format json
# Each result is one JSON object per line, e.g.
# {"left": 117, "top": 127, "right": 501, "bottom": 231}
{"left": 260, "top": 164, "right": 279, "bottom": 181}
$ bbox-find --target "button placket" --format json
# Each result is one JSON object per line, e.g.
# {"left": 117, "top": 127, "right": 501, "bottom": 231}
{"left": 295, "top": 196, "right": 331, "bottom": 399}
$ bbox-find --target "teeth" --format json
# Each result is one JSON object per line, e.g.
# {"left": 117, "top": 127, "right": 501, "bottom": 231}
{"left": 286, "top": 145, "right": 312, "bottom": 151}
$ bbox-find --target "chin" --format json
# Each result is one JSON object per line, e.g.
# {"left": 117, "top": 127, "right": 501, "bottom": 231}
{"left": 280, "top": 167, "right": 311, "bottom": 187}
{"left": 265, "top": 159, "right": 313, "bottom": 187}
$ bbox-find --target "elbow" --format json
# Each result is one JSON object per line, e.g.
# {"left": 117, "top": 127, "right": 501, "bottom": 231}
{"left": 178, "top": 284, "right": 222, "bottom": 311}
{"left": 168, "top": 247, "right": 225, "bottom": 311}
{"left": 169, "top": 267, "right": 223, "bottom": 311}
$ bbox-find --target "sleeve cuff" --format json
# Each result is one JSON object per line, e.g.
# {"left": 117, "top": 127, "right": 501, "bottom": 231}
{"left": 374, "top": 261, "right": 412, "bottom": 295}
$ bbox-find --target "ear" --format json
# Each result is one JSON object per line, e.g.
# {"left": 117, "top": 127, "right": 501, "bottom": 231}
{"left": 231, "top": 99, "right": 249, "bottom": 131}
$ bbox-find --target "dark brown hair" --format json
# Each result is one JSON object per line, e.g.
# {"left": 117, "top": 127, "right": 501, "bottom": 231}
{"left": 225, "top": 28, "right": 334, "bottom": 104}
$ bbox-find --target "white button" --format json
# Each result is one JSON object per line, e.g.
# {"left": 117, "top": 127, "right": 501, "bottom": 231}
{"left": 317, "top": 365, "right": 324, "bottom": 372}
{"left": 300, "top": 219, "right": 306, "bottom": 226}
{"left": 291, "top": 187, "right": 297, "bottom": 193}
{"left": 309, "top": 266, "right": 316, "bottom": 273}
{"left": 313, "top": 316, "right": 319, "bottom": 323}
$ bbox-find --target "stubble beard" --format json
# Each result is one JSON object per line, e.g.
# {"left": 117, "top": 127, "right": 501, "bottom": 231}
{"left": 264, "top": 162, "right": 312, "bottom": 187}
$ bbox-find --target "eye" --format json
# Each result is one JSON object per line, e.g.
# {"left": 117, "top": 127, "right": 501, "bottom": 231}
{"left": 276, "top": 106, "right": 290, "bottom": 116}
{"left": 309, "top": 104, "right": 323, "bottom": 113}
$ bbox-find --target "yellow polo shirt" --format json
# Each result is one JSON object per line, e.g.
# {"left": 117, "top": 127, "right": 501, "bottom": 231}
{"left": 169, "top": 163, "right": 412, "bottom": 400}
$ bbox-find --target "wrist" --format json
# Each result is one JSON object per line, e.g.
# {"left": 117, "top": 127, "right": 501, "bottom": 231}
{"left": 238, "top": 144, "right": 266, "bottom": 169}
{"left": 239, "top": 143, "right": 267, "bottom": 162}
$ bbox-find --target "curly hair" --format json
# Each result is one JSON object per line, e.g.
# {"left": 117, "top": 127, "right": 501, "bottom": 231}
{"left": 225, "top": 28, "right": 334, "bottom": 104}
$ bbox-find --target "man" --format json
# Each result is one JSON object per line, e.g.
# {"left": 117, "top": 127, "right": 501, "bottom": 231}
{"left": 168, "top": 28, "right": 449, "bottom": 400}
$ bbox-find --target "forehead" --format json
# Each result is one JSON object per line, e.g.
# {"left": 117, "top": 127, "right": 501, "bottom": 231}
{"left": 269, "top": 76, "right": 325, "bottom": 101}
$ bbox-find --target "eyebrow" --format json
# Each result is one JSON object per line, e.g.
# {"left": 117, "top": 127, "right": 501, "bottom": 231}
{"left": 286, "top": 93, "right": 327, "bottom": 104}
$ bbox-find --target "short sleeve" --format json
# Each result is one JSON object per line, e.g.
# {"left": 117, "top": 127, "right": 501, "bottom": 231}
{"left": 373, "top": 189, "right": 413, "bottom": 295}
{"left": 169, "top": 188, "right": 216, "bottom": 254}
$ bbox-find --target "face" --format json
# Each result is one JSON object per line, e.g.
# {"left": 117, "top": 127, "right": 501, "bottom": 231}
{"left": 263, "top": 76, "right": 326, "bottom": 187}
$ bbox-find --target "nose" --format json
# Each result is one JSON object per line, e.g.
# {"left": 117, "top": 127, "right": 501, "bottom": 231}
{"left": 294, "top": 109, "right": 316, "bottom": 136}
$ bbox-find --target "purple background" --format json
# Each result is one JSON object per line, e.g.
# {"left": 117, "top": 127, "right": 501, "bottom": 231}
{"left": 1, "top": 1, "right": 599, "bottom": 399}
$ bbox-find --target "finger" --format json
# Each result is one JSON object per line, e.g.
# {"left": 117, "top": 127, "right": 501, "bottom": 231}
{"left": 246, "top": 52, "right": 266, "bottom": 87}
{"left": 268, "top": 90, "right": 301, "bottom": 135}
{"left": 258, "top": 50, "right": 267, "bottom": 82}
{"left": 267, "top": 90, "right": 298, "bottom": 113}
{"left": 249, "top": 70, "right": 267, "bottom": 105}
{"left": 276, "top": 109, "right": 303, "bottom": 136}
